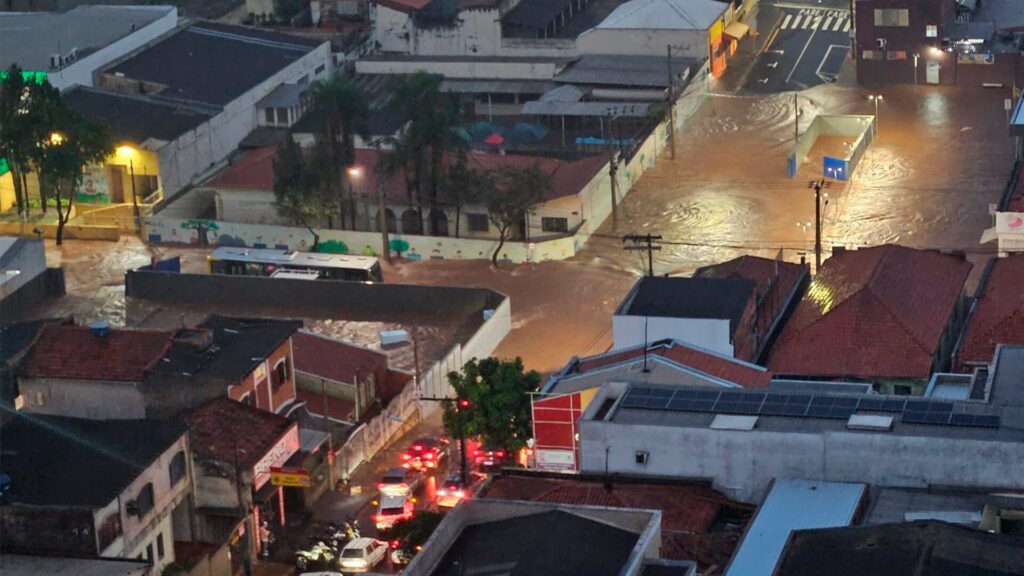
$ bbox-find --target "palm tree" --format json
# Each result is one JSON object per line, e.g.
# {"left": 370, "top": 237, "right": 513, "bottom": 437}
{"left": 388, "top": 72, "right": 464, "bottom": 236}
{"left": 305, "top": 74, "right": 368, "bottom": 230}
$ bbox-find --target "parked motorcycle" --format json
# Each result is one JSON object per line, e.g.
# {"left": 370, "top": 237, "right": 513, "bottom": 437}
{"left": 317, "top": 523, "right": 348, "bottom": 550}
{"left": 345, "top": 518, "right": 361, "bottom": 540}
{"left": 295, "top": 541, "right": 335, "bottom": 570}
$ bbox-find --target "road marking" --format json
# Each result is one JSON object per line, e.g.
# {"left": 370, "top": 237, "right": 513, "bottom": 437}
{"left": 832, "top": 17, "right": 844, "bottom": 31}
{"left": 822, "top": 16, "right": 833, "bottom": 30}
{"left": 768, "top": 49, "right": 785, "bottom": 54}
{"left": 781, "top": 14, "right": 792, "bottom": 29}
{"left": 843, "top": 20, "right": 851, "bottom": 31}
{"left": 760, "top": 78, "right": 769, "bottom": 84}
{"left": 815, "top": 44, "right": 850, "bottom": 82}
{"left": 769, "top": 61, "right": 779, "bottom": 68}
{"left": 801, "top": 16, "right": 813, "bottom": 28}
{"left": 790, "top": 15, "right": 801, "bottom": 28}
{"left": 786, "top": 17, "right": 822, "bottom": 84}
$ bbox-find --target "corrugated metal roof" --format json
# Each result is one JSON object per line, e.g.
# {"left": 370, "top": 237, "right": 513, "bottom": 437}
{"left": 724, "top": 480, "right": 865, "bottom": 576}
{"left": 256, "top": 83, "right": 304, "bottom": 108}
{"left": 556, "top": 54, "right": 695, "bottom": 88}
{"left": 595, "top": 0, "right": 726, "bottom": 30}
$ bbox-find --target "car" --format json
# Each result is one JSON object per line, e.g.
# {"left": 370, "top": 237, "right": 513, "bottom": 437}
{"left": 436, "top": 472, "right": 470, "bottom": 508}
{"left": 338, "top": 538, "right": 388, "bottom": 573}
{"left": 389, "top": 539, "right": 418, "bottom": 566}
{"left": 401, "top": 437, "right": 449, "bottom": 470}
{"left": 374, "top": 494, "right": 414, "bottom": 530}
{"left": 473, "top": 445, "right": 507, "bottom": 473}
{"left": 378, "top": 467, "right": 420, "bottom": 497}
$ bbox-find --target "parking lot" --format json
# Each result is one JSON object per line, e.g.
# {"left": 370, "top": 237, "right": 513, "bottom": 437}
{"left": 745, "top": 5, "right": 852, "bottom": 92}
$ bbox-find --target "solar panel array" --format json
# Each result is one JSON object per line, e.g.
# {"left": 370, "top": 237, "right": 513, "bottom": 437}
{"left": 620, "top": 387, "right": 1001, "bottom": 429}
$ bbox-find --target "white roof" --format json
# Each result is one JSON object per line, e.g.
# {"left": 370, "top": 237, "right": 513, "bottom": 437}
{"left": 595, "top": 0, "right": 726, "bottom": 31}
{"left": 209, "top": 247, "right": 378, "bottom": 271}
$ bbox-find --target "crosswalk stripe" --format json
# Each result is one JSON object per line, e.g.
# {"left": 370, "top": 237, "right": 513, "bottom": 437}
{"left": 789, "top": 15, "right": 801, "bottom": 29}
{"left": 781, "top": 14, "right": 792, "bottom": 29}
{"left": 801, "top": 16, "right": 812, "bottom": 29}
{"left": 822, "top": 16, "right": 833, "bottom": 30}
{"left": 833, "top": 17, "right": 845, "bottom": 31}
{"left": 843, "top": 20, "right": 851, "bottom": 32}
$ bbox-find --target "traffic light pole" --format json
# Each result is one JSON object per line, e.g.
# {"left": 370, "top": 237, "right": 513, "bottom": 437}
{"left": 419, "top": 396, "right": 469, "bottom": 483}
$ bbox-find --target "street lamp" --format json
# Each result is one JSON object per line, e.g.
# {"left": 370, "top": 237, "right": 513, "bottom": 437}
{"left": 345, "top": 166, "right": 361, "bottom": 230}
{"left": 868, "top": 94, "right": 883, "bottom": 135}
{"left": 117, "top": 145, "right": 141, "bottom": 234}
{"left": 48, "top": 132, "right": 64, "bottom": 146}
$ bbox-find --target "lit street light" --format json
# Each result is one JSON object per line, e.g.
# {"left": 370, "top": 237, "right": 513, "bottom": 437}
{"left": 117, "top": 144, "right": 141, "bottom": 234}
{"left": 868, "top": 94, "right": 883, "bottom": 135}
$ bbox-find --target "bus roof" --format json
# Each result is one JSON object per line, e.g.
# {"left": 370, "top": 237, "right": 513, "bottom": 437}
{"left": 209, "top": 247, "right": 379, "bottom": 270}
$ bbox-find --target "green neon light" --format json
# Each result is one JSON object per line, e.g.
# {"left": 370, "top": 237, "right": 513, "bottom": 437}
{"left": 0, "top": 70, "right": 48, "bottom": 85}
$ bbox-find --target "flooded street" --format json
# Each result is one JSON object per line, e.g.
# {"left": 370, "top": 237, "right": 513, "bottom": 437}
{"left": 23, "top": 82, "right": 1015, "bottom": 373}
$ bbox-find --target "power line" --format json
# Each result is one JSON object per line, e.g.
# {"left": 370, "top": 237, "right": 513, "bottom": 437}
{"left": 623, "top": 233, "right": 663, "bottom": 277}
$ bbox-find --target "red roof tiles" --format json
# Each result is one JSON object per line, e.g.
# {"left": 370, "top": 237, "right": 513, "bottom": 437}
{"left": 22, "top": 324, "right": 172, "bottom": 382}
{"left": 204, "top": 147, "right": 605, "bottom": 203}
{"left": 768, "top": 245, "right": 971, "bottom": 380}
{"left": 186, "top": 397, "right": 295, "bottom": 469}
{"left": 958, "top": 254, "right": 1024, "bottom": 365}
{"left": 571, "top": 340, "right": 772, "bottom": 388}
{"left": 483, "top": 475, "right": 752, "bottom": 566}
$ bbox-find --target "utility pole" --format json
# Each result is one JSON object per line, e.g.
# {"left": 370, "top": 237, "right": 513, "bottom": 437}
{"left": 378, "top": 181, "right": 391, "bottom": 264}
{"left": 794, "top": 92, "right": 799, "bottom": 141}
{"left": 606, "top": 109, "right": 619, "bottom": 230}
{"left": 322, "top": 379, "right": 334, "bottom": 487}
{"left": 666, "top": 45, "right": 676, "bottom": 159}
{"left": 419, "top": 396, "right": 469, "bottom": 482}
{"left": 808, "top": 179, "right": 832, "bottom": 272}
{"left": 623, "top": 234, "right": 663, "bottom": 277}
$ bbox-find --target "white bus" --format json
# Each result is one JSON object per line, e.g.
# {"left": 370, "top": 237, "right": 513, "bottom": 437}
{"left": 207, "top": 247, "right": 383, "bottom": 282}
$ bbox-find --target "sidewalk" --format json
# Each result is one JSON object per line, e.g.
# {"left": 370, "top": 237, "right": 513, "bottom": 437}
{"left": 715, "top": 1, "right": 786, "bottom": 94}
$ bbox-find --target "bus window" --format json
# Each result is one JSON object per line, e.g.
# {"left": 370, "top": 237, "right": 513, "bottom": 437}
{"left": 209, "top": 259, "right": 226, "bottom": 274}
{"left": 245, "top": 263, "right": 263, "bottom": 276}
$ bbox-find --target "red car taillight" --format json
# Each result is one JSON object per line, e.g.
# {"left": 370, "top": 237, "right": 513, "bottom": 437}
{"left": 401, "top": 453, "right": 411, "bottom": 461}
{"left": 424, "top": 452, "right": 434, "bottom": 460}
{"left": 473, "top": 449, "right": 481, "bottom": 457}
{"left": 496, "top": 450, "right": 505, "bottom": 458}
{"left": 377, "top": 483, "right": 385, "bottom": 489}
{"left": 413, "top": 445, "right": 423, "bottom": 451}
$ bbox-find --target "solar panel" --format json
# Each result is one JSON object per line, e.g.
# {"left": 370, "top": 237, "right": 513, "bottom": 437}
{"left": 806, "top": 405, "right": 834, "bottom": 418}
{"left": 619, "top": 395, "right": 648, "bottom": 409}
{"left": 879, "top": 399, "right": 907, "bottom": 412}
{"left": 975, "top": 415, "right": 1001, "bottom": 428}
{"left": 644, "top": 396, "right": 671, "bottom": 409}
{"left": 647, "top": 388, "right": 674, "bottom": 399}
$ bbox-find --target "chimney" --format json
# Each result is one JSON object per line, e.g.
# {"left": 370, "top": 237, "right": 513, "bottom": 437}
{"left": 89, "top": 320, "right": 111, "bottom": 338}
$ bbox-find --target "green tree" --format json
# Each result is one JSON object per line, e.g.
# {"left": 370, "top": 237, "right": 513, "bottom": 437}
{"left": 443, "top": 357, "right": 540, "bottom": 453}
{"left": 379, "top": 511, "right": 443, "bottom": 555}
{"left": 485, "top": 164, "right": 552, "bottom": 267}
{"left": 444, "top": 148, "right": 492, "bottom": 238}
{"left": 30, "top": 89, "right": 115, "bottom": 244}
{"left": 388, "top": 73, "right": 463, "bottom": 235}
{"left": 273, "top": 0, "right": 303, "bottom": 22}
{"left": 0, "top": 64, "right": 49, "bottom": 217}
{"left": 305, "top": 74, "right": 368, "bottom": 230}
{"left": 273, "top": 137, "right": 337, "bottom": 250}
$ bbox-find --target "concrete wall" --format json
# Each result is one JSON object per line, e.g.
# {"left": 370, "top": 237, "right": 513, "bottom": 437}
{"left": 579, "top": 417, "right": 1024, "bottom": 503}
{"left": 0, "top": 220, "right": 120, "bottom": 241}
{"left": 18, "top": 377, "right": 147, "bottom": 420}
{"left": 0, "top": 505, "right": 98, "bottom": 556}
{"left": 49, "top": 7, "right": 179, "bottom": 91}
{"left": 0, "top": 267, "right": 65, "bottom": 324}
{"left": 355, "top": 57, "right": 565, "bottom": 79}
{"left": 0, "top": 238, "right": 46, "bottom": 298}
{"left": 612, "top": 316, "right": 733, "bottom": 356}
{"left": 577, "top": 28, "right": 708, "bottom": 59}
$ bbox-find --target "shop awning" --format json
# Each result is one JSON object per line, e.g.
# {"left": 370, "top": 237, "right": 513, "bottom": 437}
{"left": 725, "top": 21, "right": 750, "bottom": 40}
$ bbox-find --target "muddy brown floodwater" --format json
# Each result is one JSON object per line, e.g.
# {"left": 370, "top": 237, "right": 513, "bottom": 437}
{"left": 25, "top": 82, "right": 1014, "bottom": 374}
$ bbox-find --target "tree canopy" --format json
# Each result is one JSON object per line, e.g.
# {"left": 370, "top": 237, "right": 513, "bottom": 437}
{"left": 485, "top": 163, "right": 552, "bottom": 266}
{"left": 443, "top": 357, "right": 541, "bottom": 453}
{"left": 273, "top": 137, "right": 338, "bottom": 250}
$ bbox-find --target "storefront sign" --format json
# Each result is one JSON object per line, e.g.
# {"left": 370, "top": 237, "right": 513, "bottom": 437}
{"left": 253, "top": 425, "right": 300, "bottom": 490}
{"left": 270, "top": 466, "right": 311, "bottom": 488}
{"left": 535, "top": 449, "right": 576, "bottom": 471}
{"left": 0, "top": 70, "right": 48, "bottom": 84}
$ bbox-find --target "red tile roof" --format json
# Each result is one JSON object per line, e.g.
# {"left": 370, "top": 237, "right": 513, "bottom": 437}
{"left": 768, "top": 245, "right": 971, "bottom": 380}
{"left": 292, "top": 331, "right": 389, "bottom": 385}
{"left": 186, "top": 396, "right": 295, "bottom": 469}
{"left": 958, "top": 254, "right": 1024, "bottom": 365}
{"left": 22, "top": 324, "right": 172, "bottom": 382}
{"left": 483, "top": 475, "right": 752, "bottom": 566}
{"left": 570, "top": 340, "right": 772, "bottom": 388}
{"left": 204, "top": 147, "right": 605, "bottom": 203}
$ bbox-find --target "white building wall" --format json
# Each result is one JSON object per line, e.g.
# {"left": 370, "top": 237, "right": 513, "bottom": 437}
{"left": 371, "top": 4, "right": 413, "bottom": 53}
{"left": 355, "top": 57, "right": 563, "bottom": 79}
{"left": 411, "top": 9, "right": 502, "bottom": 56}
{"left": 579, "top": 418, "right": 1024, "bottom": 503}
{"left": 0, "top": 238, "right": 46, "bottom": 298}
{"left": 577, "top": 28, "right": 709, "bottom": 59}
{"left": 158, "top": 41, "right": 331, "bottom": 197}
{"left": 215, "top": 188, "right": 289, "bottom": 225}
{"left": 612, "top": 315, "right": 733, "bottom": 356}
{"left": 18, "top": 378, "right": 148, "bottom": 420}
{"left": 50, "top": 7, "right": 179, "bottom": 91}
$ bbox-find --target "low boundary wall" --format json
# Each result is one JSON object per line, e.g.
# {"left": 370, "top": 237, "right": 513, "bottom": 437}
{"left": 788, "top": 114, "right": 876, "bottom": 179}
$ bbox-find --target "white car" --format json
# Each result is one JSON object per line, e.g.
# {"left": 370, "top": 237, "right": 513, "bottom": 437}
{"left": 374, "top": 494, "right": 414, "bottom": 530}
{"left": 338, "top": 538, "right": 388, "bottom": 573}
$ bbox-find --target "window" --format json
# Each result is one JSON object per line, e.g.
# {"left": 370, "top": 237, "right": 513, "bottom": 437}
{"left": 157, "top": 532, "right": 165, "bottom": 560}
{"left": 275, "top": 108, "right": 289, "bottom": 125}
{"left": 272, "top": 358, "right": 290, "bottom": 391}
{"left": 894, "top": 384, "right": 913, "bottom": 396}
{"left": 467, "top": 213, "right": 489, "bottom": 232}
{"left": 635, "top": 450, "right": 649, "bottom": 465}
{"left": 135, "top": 483, "right": 155, "bottom": 517}
{"left": 169, "top": 450, "right": 186, "bottom": 487}
{"left": 861, "top": 49, "right": 878, "bottom": 60}
{"left": 541, "top": 217, "right": 569, "bottom": 233}
{"left": 315, "top": 64, "right": 326, "bottom": 75}
{"left": 926, "top": 24, "right": 937, "bottom": 37}
{"left": 887, "top": 50, "right": 907, "bottom": 60}
{"left": 97, "top": 512, "right": 122, "bottom": 551}
{"left": 874, "top": 8, "right": 909, "bottom": 27}
{"left": 146, "top": 543, "right": 154, "bottom": 563}
{"left": 264, "top": 108, "right": 274, "bottom": 124}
